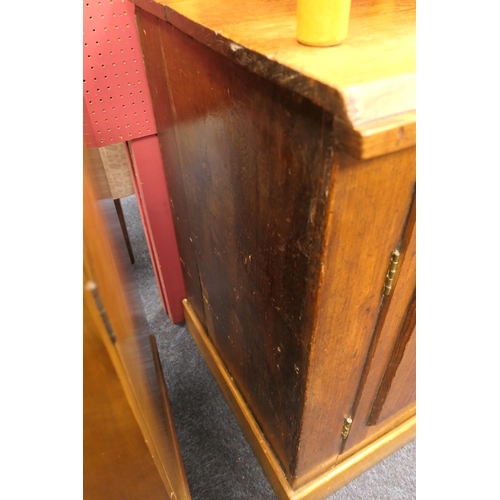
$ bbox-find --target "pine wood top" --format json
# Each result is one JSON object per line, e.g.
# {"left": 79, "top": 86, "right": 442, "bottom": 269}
{"left": 132, "top": 0, "right": 415, "bottom": 157}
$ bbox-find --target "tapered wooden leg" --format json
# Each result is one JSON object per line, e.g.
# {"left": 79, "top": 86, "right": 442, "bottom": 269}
{"left": 114, "top": 198, "right": 135, "bottom": 265}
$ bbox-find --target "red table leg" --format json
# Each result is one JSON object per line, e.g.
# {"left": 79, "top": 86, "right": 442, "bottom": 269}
{"left": 128, "top": 135, "right": 186, "bottom": 323}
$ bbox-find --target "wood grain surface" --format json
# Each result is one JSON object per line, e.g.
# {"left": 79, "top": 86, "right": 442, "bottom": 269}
{"left": 134, "top": 10, "right": 207, "bottom": 326}
{"left": 133, "top": 1, "right": 416, "bottom": 491}
{"left": 132, "top": 0, "right": 415, "bottom": 158}
{"left": 183, "top": 299, "right": 295, "bottom": 500}
{"left": 84, "top": 278, "right": 169, "bottom": 500}
{"left": 368, "top": 291, "right": 416, "bottom": 425}
{"left": 135, "top": 12, "right": 337, "bottom": 478}
{"left": 293, "top": 149, "right": 415, "bottom": 486}
{"left": 84, "top": 145, "right": 191, "bottom": 500}
{"left": 375, "top": 325, "right": 415, "bottom": 424}
{"left": 341, "top": 197, "right": 416, "bottom": 455}
{"left": 183, "top": 298, "right": 416, "bottom": 500}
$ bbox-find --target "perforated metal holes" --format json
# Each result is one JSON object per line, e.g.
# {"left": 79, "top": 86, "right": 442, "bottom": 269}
{"left": 83, "top": 0, "right": 156, "bottom": 145}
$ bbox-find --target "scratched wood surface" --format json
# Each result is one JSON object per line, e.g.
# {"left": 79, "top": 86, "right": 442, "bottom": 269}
{"left": 132, "top": 0, "right": 415, "bottom": 158}
{"left": 133, "top": 10, "right": 207, "bottom": 326}
{"left": 135, "top": 10, "right": 336, "bottom": 477}
{"left": 133, "top": 1, "right": 416, "bottom": 492}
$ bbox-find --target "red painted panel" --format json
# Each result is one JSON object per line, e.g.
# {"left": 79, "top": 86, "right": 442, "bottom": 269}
{"left": 84, "top": 0, "right": 185, "bottom": 322}
{"left": 83, "top": 0, "right": 157, "bottom": 146}
{"left": 128, "top": 136, "right": 186, "bottom": 323}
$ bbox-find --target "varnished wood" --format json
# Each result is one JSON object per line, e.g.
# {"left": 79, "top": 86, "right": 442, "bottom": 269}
{"left": 83, "top": 148, "right": 137, "bottom": 343}
{"left": 336, "top": 403, "right": 415, "bottom": 464}
{"left": 84, "top": 279, "right": 168, "bottom": 500}
{"left": 183, "top": 298, "right": 295, "bottom": 500}
{"left": 136, "top": 9, "right": 336, "bottom": 480}
{"left": 84, "top": 146, "right": 191, "bottom": 499}
{"left": 183, "top": 298, "right": 416, "bottom": 500}
{"left": 149, "top": 333, "right": 190, "bottom": 489}
{"left": 134, "top": 10, "right": 206, "bottom": 326}
{"left": 342, "top": 197, "right": 416, "bottom": 453}
{"left": 132, "top": 0, "right": 415, "bottom": 159}
{"left": 134, "top": 1, "right": 416, "bottom": 495}
{"left": 292, "top": 415, "right": 415, "bottom": 500}
{"left": 292, "top": 149, "right": 415, "bottom": 486}
{"left": 375, "top": 327, "right": 415, "bottom": 424}
{"left": 368, "top": 291, "right": 416, "bottom": 425}
{"left": 334, "top": 112, "right": 416, "bottom": 160}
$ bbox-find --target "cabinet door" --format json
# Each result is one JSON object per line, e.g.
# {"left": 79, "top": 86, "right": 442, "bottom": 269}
{"left": 342, "top": 197, "right": 416, "bottom": 456}
{"left": 84, "top": 140, "right": 191, "bottom": 500}
{"left": 84, "top": 287, "right": 169, "bottom": 500}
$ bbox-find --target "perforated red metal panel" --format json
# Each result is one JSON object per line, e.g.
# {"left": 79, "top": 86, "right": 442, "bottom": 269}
{"left": 83, "top": 0, "right": 157, "bottom": 146}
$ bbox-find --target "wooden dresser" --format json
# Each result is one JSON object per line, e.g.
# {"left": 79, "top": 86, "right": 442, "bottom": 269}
{"left": 131, "top": 0, "right": 416, "bottom": 497}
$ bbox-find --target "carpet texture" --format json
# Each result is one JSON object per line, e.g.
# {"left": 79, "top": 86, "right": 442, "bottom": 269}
{"left": 121, "top": 194, "right": 416, "bottom": 500}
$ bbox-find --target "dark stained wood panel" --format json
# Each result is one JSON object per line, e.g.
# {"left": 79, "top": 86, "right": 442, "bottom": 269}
{"left": 136, "top": 10, "right": 337, "bottom": 479}
{"left": 131, "top": 0, "right": 416, "bottom": 159}
{"left": 133, "top": 3, "right": 416, "bottom": 491}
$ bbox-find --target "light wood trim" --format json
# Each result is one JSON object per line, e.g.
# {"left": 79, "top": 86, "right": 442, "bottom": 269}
{"left": 293, "top": 415, "right": 416, "bottom": 500}
{"left": 334, "top": 112, "right": 416, "bottom": 159}
{"left": 183, "top": 299, "right": 416, "bottom": 500}
{"left": 343, "top": 196, "right": 416, "bottom": 452}
{"left": 338, "top": 403, "right": 416, "bottom": 463}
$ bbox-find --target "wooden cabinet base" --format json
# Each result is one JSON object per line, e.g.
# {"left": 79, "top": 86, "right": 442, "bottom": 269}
{"left": 132, "top": 1, "right": 416, "bottom": 493}
{"left": 183, "top": 299, "right": 415, "bottom": 500}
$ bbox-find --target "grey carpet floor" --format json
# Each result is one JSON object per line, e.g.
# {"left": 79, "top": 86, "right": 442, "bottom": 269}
{"left": 121, "top": 194, "right": 416, "bottom": 500}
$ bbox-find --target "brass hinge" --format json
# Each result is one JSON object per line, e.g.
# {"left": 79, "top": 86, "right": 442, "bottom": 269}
{"left": 341, "top": 415, "right": 353, "bottom": 440}
{"left": 383, "top": 250, "right": 400, "bottom": 296}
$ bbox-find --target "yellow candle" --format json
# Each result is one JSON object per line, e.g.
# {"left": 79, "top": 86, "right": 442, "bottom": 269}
{"left": 297, "top": 0, "right": 352, "bottom": 47}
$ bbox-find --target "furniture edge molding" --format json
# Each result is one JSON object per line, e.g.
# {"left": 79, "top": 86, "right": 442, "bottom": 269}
{"left": 131, "top": 1, "right": 415, "bottom": 159}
